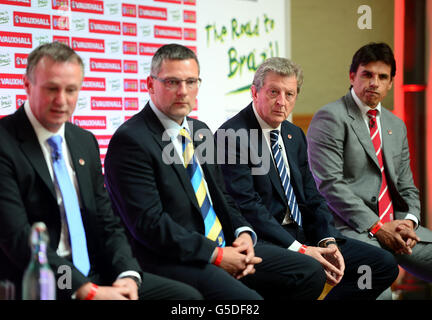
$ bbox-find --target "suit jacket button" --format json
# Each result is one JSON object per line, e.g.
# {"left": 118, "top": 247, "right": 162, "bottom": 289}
{"left": 371, "top": 196, "right": 377, "bottom": 202}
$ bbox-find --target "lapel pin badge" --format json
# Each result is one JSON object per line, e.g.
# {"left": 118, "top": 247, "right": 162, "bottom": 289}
{"left": 79, "top": 158, "right": 85, "bottom": 166}
{"left": 287, "top": 134, "right": 292, "bottom": 140}
{"left": 198, "top": 133, "right": 204, "bottom": 139}
{"left": 387, "top": 129, "right": 392, "bottom": 135}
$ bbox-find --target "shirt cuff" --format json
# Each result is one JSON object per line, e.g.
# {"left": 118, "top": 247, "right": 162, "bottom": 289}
{"left": 287, "top": 240, "right": 302, "bottom": 252}
{"left": 235, "top": 227, "right": 257, "bottom": 246}
{"left": 117, "top": 271, "right": 142, "bottom": 287}
{"left": 404, "top": 214, "right": 419, "bottom": 229}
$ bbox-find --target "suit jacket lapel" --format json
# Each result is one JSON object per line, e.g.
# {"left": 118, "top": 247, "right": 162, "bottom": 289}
{"left": 143, "top": 105, "right": 201, "bottom": 212}
{"left": 16, "top": 108, "right": 56, "bottom": 199}
{"left": 244, "top": 104, "right": 287, "bottom": 203}
{"left": 64, "top": 124, "right": 93, "bottom": 213}
{"left": 280, "top": 124, "right": 302, "bottom": 195}
{"left": 344, "top": 92, "right": 380, "bottom": 169}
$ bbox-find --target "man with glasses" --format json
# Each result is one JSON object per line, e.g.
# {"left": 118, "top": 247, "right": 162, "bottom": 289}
{"left": 104, "top": 43, "right": 329, "bottom": 300}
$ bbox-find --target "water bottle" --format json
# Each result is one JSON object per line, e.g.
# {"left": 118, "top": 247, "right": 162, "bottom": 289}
{"left": 22, "top": 222, "right": 56, "bottom": 300}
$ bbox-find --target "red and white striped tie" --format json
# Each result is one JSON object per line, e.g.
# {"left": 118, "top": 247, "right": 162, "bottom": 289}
{"left": 367, "top": 109, "right": 393, "bottom": 223}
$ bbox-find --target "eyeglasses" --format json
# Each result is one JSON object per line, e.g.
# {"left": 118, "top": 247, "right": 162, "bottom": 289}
{"left": 151, "top": 75, "right": 202, "bottom": 90}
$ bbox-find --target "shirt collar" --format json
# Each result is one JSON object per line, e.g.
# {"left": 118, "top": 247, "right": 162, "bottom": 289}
{"left": 149, "top": 99, "right": 189, "bottom": 140}
{"left": 24, "top": 100, "right": 66, "bottom": 145}
{"left": 350, "top": 87, "right": 382, "bottom": 117}
{"left": 252, "top": 102, "right": 282, "bottom": 132}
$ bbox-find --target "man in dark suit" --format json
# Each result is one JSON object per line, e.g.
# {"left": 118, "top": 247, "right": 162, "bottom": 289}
{"left": 0, "top": 42, "right": 201, "bottom": 300}
{"left": 104, "top": 43, "right": 327, "bottom": 300}
{"left": 216, "top": 57, "right": 399, "bottom": 299}
{"left": 307, "top": 43, "right": 432, "bottom": 285}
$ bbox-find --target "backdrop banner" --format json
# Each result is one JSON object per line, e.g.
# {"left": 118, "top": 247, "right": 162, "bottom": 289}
{"left": 0, "top": 0, "right": 286, "bottom": 161}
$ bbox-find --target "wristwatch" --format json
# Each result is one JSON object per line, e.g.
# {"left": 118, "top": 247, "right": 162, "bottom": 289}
{"left": 320, "top": 239, "right": 338, "bottom": 248}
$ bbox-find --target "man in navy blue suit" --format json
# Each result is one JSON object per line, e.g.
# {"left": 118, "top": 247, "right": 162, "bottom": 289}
{"left": 216, "top": 57, "right": 399, "bottom": 299}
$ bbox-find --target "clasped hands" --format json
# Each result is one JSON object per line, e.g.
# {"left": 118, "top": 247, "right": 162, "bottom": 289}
{"left": 212, "top": 232, "right": 262, "bottom": 280}
{"left": 375, "top": 219, "right": 420, "bottom": 255}
{"left": 76, "top": 277, "right": 139, "bottom": 300}
{"left": 303, "top": 243, "right": 345, "bottom": 287}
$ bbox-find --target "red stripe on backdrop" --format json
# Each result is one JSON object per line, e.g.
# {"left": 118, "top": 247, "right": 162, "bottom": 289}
{"left": 403, "top": 84, "right": 427, "bottom": 92}
{"left": 393, "top": 0, "right": 405, "bottom": 122}
{"left": 426, "top": 0, "right": 432, "bottom": 228}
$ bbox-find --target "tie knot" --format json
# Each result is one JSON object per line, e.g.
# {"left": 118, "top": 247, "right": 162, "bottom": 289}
{"left": 179, "top": 128, "right": 192, "bottom": 143}
{"left": 47, "top": 135, "right": 63, "bottom": 159}
{"left": 270, "top": 130, "right": 280, "bottom": 144}
{"left": 367, "top": 109, "right": 378, "bottom": 118}
{"left": 47, "top": 135, "right": 63, "bottom": 151}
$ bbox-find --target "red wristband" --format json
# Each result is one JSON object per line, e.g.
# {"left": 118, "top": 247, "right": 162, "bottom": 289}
{"left": 369, "top": 221, "right": 384, "bottom": 237}
{"left": 84, "top": 283, "right": 98, "bottom": 300}
{"left": 213, "top": 247, "right": 223, "bottom": 266}
{"left": 298, "top": 244, "right": 308, "bottom": 254}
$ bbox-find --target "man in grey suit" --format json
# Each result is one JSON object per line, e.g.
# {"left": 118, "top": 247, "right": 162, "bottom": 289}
{"left": 307, "top": 42, "right": 432, "bottom": 285}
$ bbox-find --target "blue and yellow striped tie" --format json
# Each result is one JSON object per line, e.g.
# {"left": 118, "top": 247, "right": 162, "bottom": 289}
{"left": 179, "top": 128, "right": 225, "bottom": 247}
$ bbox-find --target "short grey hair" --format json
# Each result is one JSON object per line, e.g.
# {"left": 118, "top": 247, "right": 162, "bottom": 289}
{"left": 151, "top": 43, "right": 200, "bottom": 76}
{"left": 26, "top": 41, "right": 84, "bottom": 82}
{"left": 252, "top": 57, "right": 303, "bottom": 94}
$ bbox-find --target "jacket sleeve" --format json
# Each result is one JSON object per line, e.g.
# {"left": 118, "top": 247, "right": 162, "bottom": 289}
{"left": 85, "top": 132, "right": 142, "bottom": 279}
{"left": 0, "top": 128, "right": 88, "bottom": 299}
{"left": 390, "top": 121, "right": 420, "bottom": 221}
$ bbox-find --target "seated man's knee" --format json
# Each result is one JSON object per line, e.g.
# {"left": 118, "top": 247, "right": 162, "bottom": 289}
{"left": 298, "top": 258, "right": 326, "bottom": 299}
{"left": 378, "top": 249, "right": 399, "bottom": 281}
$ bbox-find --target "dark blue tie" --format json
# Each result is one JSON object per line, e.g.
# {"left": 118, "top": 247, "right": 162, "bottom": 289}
{"left": 47, "top": 135, "right": 90, "bottom": 276}
{"left": 269, "top": 130, "right": 302, "bottom": 226}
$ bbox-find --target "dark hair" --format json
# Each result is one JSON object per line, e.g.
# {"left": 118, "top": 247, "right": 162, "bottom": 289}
{"left": 349, "top": 42, "right": 396, "bottom": 78}
{"left": 151, "top": 43, "right": 200, "bottom": 76}
{"left": 26, "top": 41, "right": 84, "bottom": 82}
